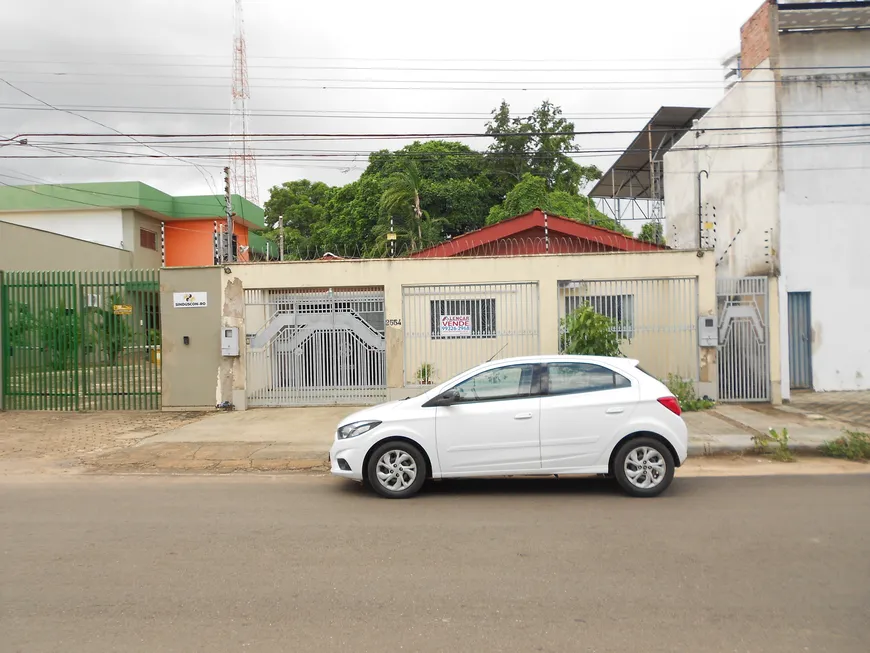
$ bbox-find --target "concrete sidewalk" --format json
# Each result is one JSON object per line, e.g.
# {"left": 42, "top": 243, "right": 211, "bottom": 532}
{"left": 84, "top": 402, "right": 862, "bottom": 474}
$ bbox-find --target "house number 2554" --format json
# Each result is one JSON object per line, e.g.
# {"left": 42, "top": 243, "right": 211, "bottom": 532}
{"left": 385, "top": 319, "right": 402, "bottom": 327}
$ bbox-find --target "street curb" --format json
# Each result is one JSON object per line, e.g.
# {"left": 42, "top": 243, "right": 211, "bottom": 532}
{"left": 688, "top": 442, "right": 823, "bottom": 456}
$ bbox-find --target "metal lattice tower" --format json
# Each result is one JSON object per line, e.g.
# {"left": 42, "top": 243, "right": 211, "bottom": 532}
{"left": 230, "top": 0, "right": 259, "bottom": 205}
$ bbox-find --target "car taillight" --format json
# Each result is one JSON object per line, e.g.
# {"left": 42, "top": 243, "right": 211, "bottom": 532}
{"left": 658, "top": 396, "right": 682, "bottom": 416}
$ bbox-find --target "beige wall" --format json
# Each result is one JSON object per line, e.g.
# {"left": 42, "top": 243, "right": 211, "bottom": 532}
{"left": 663, "top": 64, "right": 780, "bottom": 278}
{"left": 125, "top": 210, "right": 164, "bottom": 269}
{"left": 159, "top": 267, "right": 224, "bottom": 410}
{"left": 0, "top": 220, "right": 133, "bottom": 271}
{"left": 0, "top": 208, "right": 125, "bottom": 250}
{"left": 206, "top": 251, "right": 717, "bottom": 406}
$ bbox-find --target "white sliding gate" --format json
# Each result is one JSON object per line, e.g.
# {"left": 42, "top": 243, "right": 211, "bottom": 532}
{"left": 245, "top": 288, "right": 387, "bottom": 406}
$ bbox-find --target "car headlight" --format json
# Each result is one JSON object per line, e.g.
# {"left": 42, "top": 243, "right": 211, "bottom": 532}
{"left": 337, "top": 420, "right": 382, "bottom": 440}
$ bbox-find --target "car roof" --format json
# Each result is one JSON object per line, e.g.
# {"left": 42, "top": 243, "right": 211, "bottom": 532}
{"left": 476, "top": 355, "right": 640, "bottom": 370}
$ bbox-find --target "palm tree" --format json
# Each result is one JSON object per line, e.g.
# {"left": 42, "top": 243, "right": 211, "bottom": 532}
{"left": 380, "top": 160, "right": 428, "bottom": 251}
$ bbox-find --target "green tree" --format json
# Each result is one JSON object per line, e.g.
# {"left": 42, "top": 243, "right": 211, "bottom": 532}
{"left": 96, "top": 294, "right": 130, "bottom": 365}
{"left": 37, "top": 304, "right": 80, "bottom": 371}
{"left": 485, "top": 100, "right": 602, "bottom": 195}
{"left": 8, "top": 302, "right": 35, "bottom": 346}
{"left": 318, "top": 176, "right": 384, "bottom": 256}
{"left": 366, "top": 141, "right": 499, "bottom": 239}
{"left": 561, "top": 303, "right": 623, "bottom": 357}
{"left": 638, "top": 221, "right": 665, "bottom": 245}
{"left": 486, "top": 174, "right": 631, "bottom": 235}
{"left": 262, "top": 180, "right": 336, "bottom": 259}
{"left": 379, "top": 159, "right": 430, "bottom": 252}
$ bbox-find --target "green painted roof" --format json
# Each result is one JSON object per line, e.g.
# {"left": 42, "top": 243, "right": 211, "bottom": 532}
{"left": 0, "top": 181, "right": 264, "bottom": 228}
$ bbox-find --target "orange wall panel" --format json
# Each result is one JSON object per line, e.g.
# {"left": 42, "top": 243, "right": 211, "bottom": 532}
{"left": 164, "top": 220, "right": 249, "bottom": 267}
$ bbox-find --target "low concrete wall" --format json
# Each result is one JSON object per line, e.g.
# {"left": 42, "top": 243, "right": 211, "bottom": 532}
{"left": 159, "top": 267, "right": 224, "bottom": 411}
{"left": 0, "top": 220, "right": 133, "bottom": 271}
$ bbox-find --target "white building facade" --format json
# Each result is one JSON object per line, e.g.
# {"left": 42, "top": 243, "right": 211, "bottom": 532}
{"left": 665, "top": 0, "right": 870, "bottom": 398}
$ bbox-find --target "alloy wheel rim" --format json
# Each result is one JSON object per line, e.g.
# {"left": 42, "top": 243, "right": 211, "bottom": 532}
{"left": 375, "top": 450, "right": 417, "bottom": 492}
{"left": 624, "top": 446, "right": 666, "bottom": 489}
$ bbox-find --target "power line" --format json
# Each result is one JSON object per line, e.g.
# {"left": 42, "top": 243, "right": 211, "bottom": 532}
{"left": 2, "top": 77, "right": 863, "bottom": 91}
{"left": 7, "top": 139, "right": 870, "bottom": 162}
{"left": 0, "top": 167, "right": 240, "bottom": 209}
{"left": 0, "top": 51, "right": 749, "bottom": 63}
{"left": 3, "top": 65, "right": 870, "bottom": 76}
{"left": 6, "top": 103, "right": 870, "bottom": 122}
{"left": 7, "top": 122, "right": 870, "bottom": 141}
{"left": 25, "top": 129, "right": 870, "bottom": 154}
{"left": 0, "top": 77, "right": 226, "bottom": 211}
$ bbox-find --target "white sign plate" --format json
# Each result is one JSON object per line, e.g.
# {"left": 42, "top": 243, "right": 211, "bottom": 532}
{"left": 173, "top": 292, "right": 208, "bottom": 309}
{"left": 439, "top": 314, "right": 472, "bottom": 336}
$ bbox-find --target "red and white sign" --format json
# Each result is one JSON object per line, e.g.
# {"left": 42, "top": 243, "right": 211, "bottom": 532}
{"left": 440, "top": 314, "right": 472, "bottom": 336}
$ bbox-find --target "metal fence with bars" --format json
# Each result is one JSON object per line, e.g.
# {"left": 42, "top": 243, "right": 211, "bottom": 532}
{"left": 245, "top": 287, "right": 387, "bottom": 406}
{"left": 558, "top": 278, "right": 699, "bottom": 384}
{"left": 402, "top": 283, "right": 540, "bottom": 387}
{"left": 0, "top": 270, "right": 161, "bottom": 411}
{"left": 717, "top": 276, "right": 770, "bottom": 402}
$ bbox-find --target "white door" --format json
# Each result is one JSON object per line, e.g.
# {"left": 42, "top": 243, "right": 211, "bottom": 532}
{"left": 436, "top": 364, "right": 542, "bottom": 475}
{"left": 539, "top": 362, "right": 639, "bottom": 469}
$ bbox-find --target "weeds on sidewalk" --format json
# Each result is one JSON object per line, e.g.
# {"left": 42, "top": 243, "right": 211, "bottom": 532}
{"left": 752, "top": 427, "right": 795, "bottom": 462}
{"left": 664, "top": 375, "right": 715, "bottom": 412}
{"left": 820, "top": 430, "right": 870, "bottom": 461}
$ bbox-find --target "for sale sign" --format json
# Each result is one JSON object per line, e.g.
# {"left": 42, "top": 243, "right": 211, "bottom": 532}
{"left": 439, "top": 314, "right": 472, "bottom": 337}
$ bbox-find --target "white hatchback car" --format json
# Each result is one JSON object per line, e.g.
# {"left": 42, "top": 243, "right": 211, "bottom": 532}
{"left": 330, "top": 355, "right": 688, "bottom": 498}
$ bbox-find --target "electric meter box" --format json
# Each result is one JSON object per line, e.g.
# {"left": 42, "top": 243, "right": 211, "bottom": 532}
{"left": 221, "top": 326, "right": 240, "bottom": 357}
{"left": 698, "top": 316, "right": 718, "bottom": 347}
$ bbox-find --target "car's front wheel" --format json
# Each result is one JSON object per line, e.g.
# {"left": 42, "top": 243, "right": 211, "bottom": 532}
{"left": 612, "top": 437, "right": 675, "bottom": 498}
{"left": 366, "top": 441, "right": 427, "bottom": 499}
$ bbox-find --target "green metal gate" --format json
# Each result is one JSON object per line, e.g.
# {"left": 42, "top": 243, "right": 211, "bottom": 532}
{"left": 1, "top": 270, "right": 161, "bottom": 411}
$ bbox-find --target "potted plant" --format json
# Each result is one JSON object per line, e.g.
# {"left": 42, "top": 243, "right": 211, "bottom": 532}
{"left": 148, "top": 329, "right": 162, "bottom": 367}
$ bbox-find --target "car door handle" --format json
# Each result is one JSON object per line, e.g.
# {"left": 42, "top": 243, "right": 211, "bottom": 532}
{"left": 606, "top": 407, "right": 625, "bottom": 414}
{"left": 514, "top": 412, "right": 533, "bottom": 420}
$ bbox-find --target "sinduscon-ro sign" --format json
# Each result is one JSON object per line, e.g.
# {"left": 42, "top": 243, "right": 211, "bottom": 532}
{"left": 173, "top": 292, "right": 208, "bottom": 308}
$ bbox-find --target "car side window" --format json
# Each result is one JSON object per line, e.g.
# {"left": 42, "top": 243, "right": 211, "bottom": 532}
{"left": 452, "top": 365, "right": 535, "bottom": 402}
{"left": 547, "top": 363, "right": 632, "bottom": 396}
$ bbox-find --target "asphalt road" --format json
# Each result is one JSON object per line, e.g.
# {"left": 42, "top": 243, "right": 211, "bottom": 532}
{"left": 2, "top": 474, "right": 869, "bottom": 653}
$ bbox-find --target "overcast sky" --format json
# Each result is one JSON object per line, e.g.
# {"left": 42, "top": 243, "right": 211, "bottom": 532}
{"left": 0, "top": 0, "right": 764, "bottom": 203}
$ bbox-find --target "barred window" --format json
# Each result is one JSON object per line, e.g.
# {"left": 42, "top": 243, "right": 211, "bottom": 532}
{"left": 564, "top": 294, "right": 634, "bottom": 339}
{"left": 430, "top": 299, "right": 496, "bottom": 339}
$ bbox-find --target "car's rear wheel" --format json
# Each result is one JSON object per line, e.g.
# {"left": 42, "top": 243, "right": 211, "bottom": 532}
{"left": 612, "top": 437, "right": 675, "bottom": 498}
{"left": 366, "top": 441, "right": 427, "bottom": 499}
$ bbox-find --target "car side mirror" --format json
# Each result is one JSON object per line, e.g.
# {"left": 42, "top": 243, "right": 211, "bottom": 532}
{"left": 434, "top": 390, "right": 459, "bottom": 406}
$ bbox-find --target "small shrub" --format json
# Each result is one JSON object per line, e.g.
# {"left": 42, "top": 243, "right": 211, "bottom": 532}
{"left": 561, "top": 303, "right": 623, "bottom": 357}
{"left": 751, "top": 431, "right": 772, "bottom": 454}
{"left": 768, "top": 427, "right": 795, "bottom": 462}
{"left": 664, "top": 374, "right": 715, "bottom": 412}
{"left": 820, "top": 430, "right": 870, "bottom": 461}
{"left": 416, "top": 362, "right": 436, "bottom": 385}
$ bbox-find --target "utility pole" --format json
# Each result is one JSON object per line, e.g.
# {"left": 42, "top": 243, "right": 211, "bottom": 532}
{"left": 224, "top": 166, "right": 234, "bottom": 263}
{"left": 278, "top": 214, "right": 285, "bottom": 261}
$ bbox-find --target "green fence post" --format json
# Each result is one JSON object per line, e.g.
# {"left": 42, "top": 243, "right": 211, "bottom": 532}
{"left": 0, "top": 270, "right": 6, "bottom": 412}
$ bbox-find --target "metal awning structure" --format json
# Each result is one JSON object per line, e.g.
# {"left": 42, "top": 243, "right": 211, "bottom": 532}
{"left": 588, "top": 106, "right": 708, "bottom": 200}
{"left": 777, "top": 1, "right": 870, "bottom": 31}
